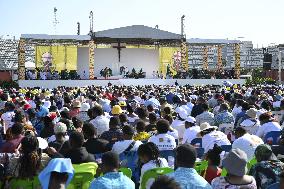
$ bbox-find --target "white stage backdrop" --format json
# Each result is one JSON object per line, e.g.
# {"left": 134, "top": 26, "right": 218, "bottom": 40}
{"left": 77, "top": 47, "right": 89, "bottom": 79}
{"left": 94, "top": 48, "right": 159, "bottom": 78}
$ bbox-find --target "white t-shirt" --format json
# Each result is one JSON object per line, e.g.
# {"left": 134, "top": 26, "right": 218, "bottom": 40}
{"left": 232, "top": 133, "right": 264, "bottom": 160}
{"left": 256, "top": 121, "right": 281, "bottom": 140}
{"left": 182, "top": 126, "right": 200, "bottom": 144}
{"left": 112, "top": 139, "right": 143, "bottom": 155}
{"left": 1, "top": 111, "right": 15, "bottom": 133}
{"left": 90, "top": 115, "right": 110, "bottom": 136}
{"left": 202, "top": 130, "right": 231, "bottom": 153}
{"left": 148, "top": 134, "right": 176, "bottom": 151}
{"left": 167, "top": 129, "right": 179, "bottom": 139}
{"left": 171, "top": 119, "right": 185, "bottom": 140}
{"left": 140, "top": 158, "right": 169, "bottom": 189}
{"left": 47, "top": 135, "right": 69, "bottom": 143}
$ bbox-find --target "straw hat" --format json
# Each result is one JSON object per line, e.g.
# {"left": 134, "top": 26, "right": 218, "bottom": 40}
{"left": 199, "top": 122, "right": 217, "bottom": 132}
{"left": 72, "top": 100, "right": 81, "bottom": 108}
{"left": 246, "top": 108, "right": 257, "bottom": 119}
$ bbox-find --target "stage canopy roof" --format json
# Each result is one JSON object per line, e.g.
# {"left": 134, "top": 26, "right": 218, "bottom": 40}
{"left": 21, "top": 34, "right": 91, "bottom": 41}
{"left": 187, "top": 38, "right": 241, "bottom": 45}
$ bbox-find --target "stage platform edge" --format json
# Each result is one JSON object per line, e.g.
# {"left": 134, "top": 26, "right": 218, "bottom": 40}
{"left": 18, "top": 79, "right": 246, "bottom": 88}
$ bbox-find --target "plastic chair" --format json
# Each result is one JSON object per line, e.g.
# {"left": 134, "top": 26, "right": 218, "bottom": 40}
{"left": 247, "top": 157, "right": 257, "bottom": 172}
{"left": 9, "top": 177, "right": 41, "bottom": 189}
{"left": 140, "top": 167, "right": 174, "bottom": 189}
{"left": 119, "top": 167, "right": 132, "bottom": 178}
{"left": 196, "top": 147, "right": 205, "bottom": 159}
{"left": 194, "top": 160, "right": 208, "bottom": 175}
{"left": 221, "top": 168, "right": 227, "bottom": 176}
{"left": 264, "top": 131, "right": 281, "bottom": 145}
{"left": 119, "top": 150, "right": 139, "bottom": 183}
{"left": 191, "top": 138, "right": 202, "bottom": 147}
{"left": 220, "top": 145, "right": 232, "bottom": 153}
{"left": 67, "top": 162, "right": 98, "bottom": 189}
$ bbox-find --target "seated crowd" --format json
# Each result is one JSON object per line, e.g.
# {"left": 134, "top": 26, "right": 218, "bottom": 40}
{"left": 0, "top": 84, "right": 284, "bottom": 189}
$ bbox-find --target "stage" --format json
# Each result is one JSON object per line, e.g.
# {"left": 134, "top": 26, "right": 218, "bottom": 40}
{"left": 18, "top": 79, "right": 246, "bottom": 88}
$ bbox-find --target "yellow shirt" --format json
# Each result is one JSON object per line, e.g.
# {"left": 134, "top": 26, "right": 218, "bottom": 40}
{"left": 133, "top": 132, "right": 150, "bottom": 141}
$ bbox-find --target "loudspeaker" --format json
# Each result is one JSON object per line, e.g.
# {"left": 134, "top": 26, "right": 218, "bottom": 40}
{"left": 263, "top": 53, "right": 272, "bottom": 70}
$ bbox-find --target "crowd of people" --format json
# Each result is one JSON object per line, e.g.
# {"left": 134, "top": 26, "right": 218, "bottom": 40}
{"left": 0, "top": 83, "right": 284, "bottom": 188}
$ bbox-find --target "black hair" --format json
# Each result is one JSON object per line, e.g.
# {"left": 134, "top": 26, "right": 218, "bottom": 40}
{"left": 138, "top": 142, "right": 161, "bottom": 167}
{"left": 14, "top": 110, "right": 25, "bottom": 123}
{"left": 109, "top": 116, "right": 120, "bottom": 127}
{"left": 82, "top": 123, "right": 96, "bottom": 139}
{"left": 93, "top": 105, "right": 104, "bottom": 116}
{"left": 176, "top": 144, "right": 197, "bottom": 168}
{"left": 234, "top": 127, "right": 247, "bottom": 136}
{"left": 0, "top": 93, "right": 8, "bottom": 101}
{"left": 49, "top": 105, "right": 58, "bottom": 112}
{"left": 126, "top": 105, "right": 134, "bottom": 114}
{"left": 60, "top": 111, "right": 71, "bottom": 120}
{"left": 69, "top": 131, "right": 84, "bottom": 148}
{"left": 147, "top": 104, "right": 154, "bottom": 112}
{"left": 119, "top": 113, "right": 128, "bottom": 123}
{"left": 136, "top": 107, "right": 148, "bottom": 119}
{"left": 11, "top": 123, "right": 24, "bottom": 135}
{"left": 241, "top": 102, "right": 250, "bottom": 111}
{"left": 201, "top": 103, "right": 209, "bottom": 111}
{"left": 136, "top": 120, "right": 146, "bottom": 132}
{"left": 149, "top": 112, "right": 157, "bottom": 123}
{"left": 156, "top": 119, "right": 170, "bottom": 134}
{"left": 5, "top": 102, "right": 15, "bottom": 111}
{"left": 163, "top": 115, "right": 173, "bottom": 125}
{"left": 206, "top": 145, "right": 222, "bottom": 166}
{"left": 164, "top": 107, "right": 171, "bottom": 115}
{"left": 150, "top": 175, "right": 181, "bottom": 189}
{"left": 122, "top": 125, "right": 134, "bottom": 136}
{"left": 72, "top": 117, "right": 83, "bottom": 129}
{"left": 102, "top": 151, "right": 120, "bottom": 169}
{"left": 19, "top": 136, "right": 41, "bottom": 179}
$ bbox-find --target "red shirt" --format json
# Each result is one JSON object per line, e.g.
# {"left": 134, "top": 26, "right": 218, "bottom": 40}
{"left": 202, "top": 166, "right": 222, "bottom": 184}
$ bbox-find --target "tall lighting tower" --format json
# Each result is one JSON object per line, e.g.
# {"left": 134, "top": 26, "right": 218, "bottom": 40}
{"left": 53, "top": 7, "right": 59, "bottom": 34}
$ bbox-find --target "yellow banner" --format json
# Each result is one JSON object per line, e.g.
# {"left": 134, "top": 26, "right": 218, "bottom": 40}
{"left": 159, "top": 47, "right": 181, "bottom": 76}
{"left": 35, "top": 45, "right": 77, "bottom": 71}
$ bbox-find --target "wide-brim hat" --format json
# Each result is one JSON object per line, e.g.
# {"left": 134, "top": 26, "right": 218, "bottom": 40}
{"left": 222, "top": 148, "right": 248, "bottom": 176}
{"left": 72, "top": 100, "right": 81, "bottom": 108}
{"left": 246, "top": 108, "right": 257, "bottom": 119}
{"left": 199, "top": 122, "right": 217, "bottom": 132}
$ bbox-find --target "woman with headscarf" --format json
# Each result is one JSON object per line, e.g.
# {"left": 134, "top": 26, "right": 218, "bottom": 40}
{"left": 249, "top": 144, "right": 284, "bottom": 189}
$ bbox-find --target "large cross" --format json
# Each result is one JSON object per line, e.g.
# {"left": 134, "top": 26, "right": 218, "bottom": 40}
{"left": 113, "top": 41, "right": 126, "bottom": 62}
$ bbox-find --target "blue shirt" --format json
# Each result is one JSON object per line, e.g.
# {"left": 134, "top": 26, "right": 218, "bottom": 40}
{"left": 167, "top": 167, "right": 212, "bottom": 189}
{"left": 89, "top": 172, "right": 135, "bottom": 189}
{"left": 214, "top": 110, "right": 234, "bottom": 126}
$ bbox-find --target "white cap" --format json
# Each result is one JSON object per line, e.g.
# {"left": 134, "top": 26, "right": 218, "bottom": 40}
{"left": 80, "top": 103, "right": 90, "bottom": 112}
{"left": 175, "top": 107, "right": 188, "bottom": 119}
{"left": 185, "top": 116, "right": 196, "bottom": 123}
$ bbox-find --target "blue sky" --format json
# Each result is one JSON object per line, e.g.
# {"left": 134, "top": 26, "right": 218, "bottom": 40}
{"left": 0, "top": 0, "right": 283, "bottom": 47}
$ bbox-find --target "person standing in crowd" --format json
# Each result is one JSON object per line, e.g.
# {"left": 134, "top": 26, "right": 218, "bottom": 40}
{"left": 167, "top": 144, "right": 212, "bottom": 189}
{"left": 148, "top": 119, "right": 176, "bottom": 151}
{"left": 182, "top": 116, "right": 200, "bottom": 144}
{"left": 211, "top": 148, "right": 257, "bottom": 189}
{"left": 89, "top": 152, "right": 135, "bottom": 189}
{"left": 1, "top": 102, "right": 15, "bottom": 134}
{"left": 0, "top": 123, "right": 24, "bottom": 153}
